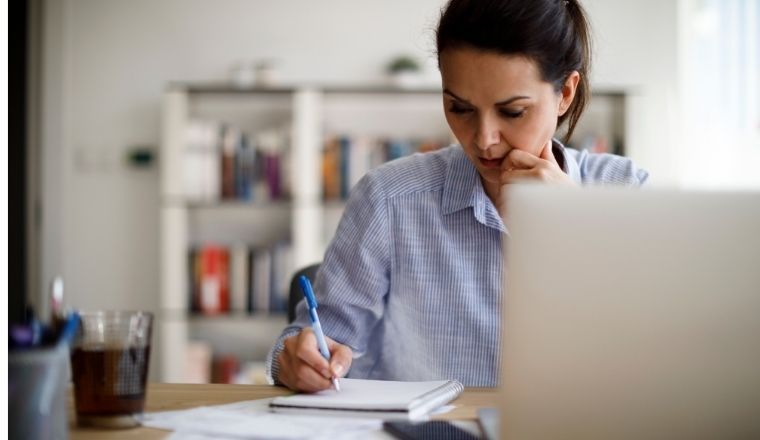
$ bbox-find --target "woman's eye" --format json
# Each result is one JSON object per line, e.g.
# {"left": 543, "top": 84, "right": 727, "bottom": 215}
{"left": 499, "top": 108, "right": 525, "bottom": 119}
{"left": 448, "top": 104, "right": 472, "bottom": 114}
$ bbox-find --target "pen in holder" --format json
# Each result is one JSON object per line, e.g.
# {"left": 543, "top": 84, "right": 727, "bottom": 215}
{"left": 9, "top": 312, "right": 81, "bottom": 440}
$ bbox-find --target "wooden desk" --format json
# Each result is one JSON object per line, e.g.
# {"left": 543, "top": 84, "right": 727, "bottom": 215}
{"left": 70, "top": 383, "right": 498, "bottom": 439}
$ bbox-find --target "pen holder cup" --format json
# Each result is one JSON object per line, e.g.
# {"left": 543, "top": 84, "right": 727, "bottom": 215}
{"left": 9, "top": 344, "right": 71, "bottom": 440}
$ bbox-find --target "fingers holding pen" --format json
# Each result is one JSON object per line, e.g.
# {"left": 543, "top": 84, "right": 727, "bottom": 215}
{"left": 278, "top": 330, "right": 332, "bottom": 392}
{"left": 327, "top": 338, "right": 353, "bottom": 378}
{"left": 277, "top": 328, "right": 354, "bottom": 392}
{"left": 295, "top": 328, "right": 331, "bottom": 378}
{"left": 280, "top": 347, "right": 333, "bottom": 392}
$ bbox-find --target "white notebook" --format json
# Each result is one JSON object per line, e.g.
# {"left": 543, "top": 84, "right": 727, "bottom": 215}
{"left": 269, "top": 378, "right": 465, "bottom": 420}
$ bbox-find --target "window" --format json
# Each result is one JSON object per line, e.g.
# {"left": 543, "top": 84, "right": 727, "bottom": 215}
{"left": 679, "top": 0, "right": 760, "bottom": 188}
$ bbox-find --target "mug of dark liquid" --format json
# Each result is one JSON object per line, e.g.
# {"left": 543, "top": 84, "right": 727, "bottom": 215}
{"left": 71, "top": 311, "right": 153, "bottom": 428}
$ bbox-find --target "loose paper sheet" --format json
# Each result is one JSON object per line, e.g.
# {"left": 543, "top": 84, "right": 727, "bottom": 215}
{"left": 142, "top": 397, "right": 386, "bottom": 440}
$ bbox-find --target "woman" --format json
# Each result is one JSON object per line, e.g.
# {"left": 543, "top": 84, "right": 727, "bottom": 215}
{"left": 267, "top": 0, "right": 648, "bottom": 392}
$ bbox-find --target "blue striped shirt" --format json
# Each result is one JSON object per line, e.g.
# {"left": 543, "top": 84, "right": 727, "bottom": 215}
{"left": 267, "top": 141, "right": 648, "bottom": 387}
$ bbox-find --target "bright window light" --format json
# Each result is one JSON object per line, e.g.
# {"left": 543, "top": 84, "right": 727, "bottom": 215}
{"left": 679, "top": 0, "right": 760, "bottom": 189}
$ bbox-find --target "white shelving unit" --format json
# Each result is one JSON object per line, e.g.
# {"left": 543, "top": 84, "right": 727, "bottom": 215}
{"left": 159, "top": 83, "right": 629, "bottom": 383}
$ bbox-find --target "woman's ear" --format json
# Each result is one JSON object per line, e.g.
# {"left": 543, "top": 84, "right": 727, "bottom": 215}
{"left": 558, "top": 71, "right": 580, "bottom": 116}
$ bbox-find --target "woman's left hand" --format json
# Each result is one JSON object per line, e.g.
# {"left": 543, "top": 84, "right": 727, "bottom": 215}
{"left": 500, "top": 140, "right": 577, "bottom": 186}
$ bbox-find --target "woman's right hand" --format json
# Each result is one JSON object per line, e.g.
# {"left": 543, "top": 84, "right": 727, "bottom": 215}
{"left": 276, "top": 328, "right": 353, "bottom": 392}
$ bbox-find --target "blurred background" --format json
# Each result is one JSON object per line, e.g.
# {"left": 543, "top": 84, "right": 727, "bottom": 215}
{"left": 8, "top": 0, "right": 759, "bottom": 383}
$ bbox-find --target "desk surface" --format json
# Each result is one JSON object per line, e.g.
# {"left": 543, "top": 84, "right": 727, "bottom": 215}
{"left": 70, "top": 383, "right": 498, "bottom": 439}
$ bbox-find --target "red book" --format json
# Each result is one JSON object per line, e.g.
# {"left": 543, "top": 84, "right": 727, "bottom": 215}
{"left": 197, "top": 245, "right": 230, "bottom": 315}
{"left": 212, "top": 354, "right": 239, "bottom": 384}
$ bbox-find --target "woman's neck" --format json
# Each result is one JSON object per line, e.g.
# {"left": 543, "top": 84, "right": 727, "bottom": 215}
{"left": 482, "top": 178, "right": 504, "bottom": 213}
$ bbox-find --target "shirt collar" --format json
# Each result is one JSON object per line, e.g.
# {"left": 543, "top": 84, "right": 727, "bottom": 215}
{"left": 442, "top": 146, "right": 482, "bottom": 216}
{"left": 441, "top": 141, "right": 580, "bottom": 231}
{"left": 554, "top": 139, "right": 582, "bottom": 184}
{"left": 442, "top": 147, "right": 506, "bottom": 232}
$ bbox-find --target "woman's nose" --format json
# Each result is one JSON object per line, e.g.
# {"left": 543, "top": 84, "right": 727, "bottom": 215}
{"left": 475, "top": 116, "right": 500, "bottom": 151}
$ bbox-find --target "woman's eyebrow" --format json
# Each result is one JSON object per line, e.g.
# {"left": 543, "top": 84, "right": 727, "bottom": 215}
{"left": 443, "top": 89, "right": 530, "bottom": 106}
{"left": 495, "top": 95, "right": 530, "bottom": 105}
{"left": 443, "top": 89, "right": 471, "bottom": 105}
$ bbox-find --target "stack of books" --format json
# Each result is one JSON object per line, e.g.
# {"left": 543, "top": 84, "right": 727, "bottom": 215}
{"left": 184, "top": 120, "right": 289, "bottom": 203}
{"left": 188, "top": 241, "right": 293, "bottom": 316}
{"left": 322, "top": 135, "right": 447, "bottom": 201}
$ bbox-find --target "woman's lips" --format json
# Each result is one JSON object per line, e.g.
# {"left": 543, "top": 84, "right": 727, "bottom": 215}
{"left": 479, "top": 157, "right": 504, "bottom": 169}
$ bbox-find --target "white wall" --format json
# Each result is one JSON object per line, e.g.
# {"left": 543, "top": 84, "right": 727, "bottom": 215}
{"left": 584, "top": 0, "right": 680, "bottom": 182}
{"left": 39, "top": 0, "right": 682, "bottom": 373}
{"left": 42, "top": 0, "right": 447, "bottom": 309}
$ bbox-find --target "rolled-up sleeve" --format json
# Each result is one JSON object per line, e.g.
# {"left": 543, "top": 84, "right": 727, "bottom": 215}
{"left": 265, "top": 171, "right": 391, "bottom": 384}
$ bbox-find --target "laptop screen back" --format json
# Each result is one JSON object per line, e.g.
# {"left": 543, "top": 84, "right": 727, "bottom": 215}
{"left": 501, "top": 186, "right": 760, "bottom": 440}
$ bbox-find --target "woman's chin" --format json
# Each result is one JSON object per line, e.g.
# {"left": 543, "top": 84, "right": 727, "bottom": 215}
{"left": 477, "top": 169, "right": 502, "bottom": 185}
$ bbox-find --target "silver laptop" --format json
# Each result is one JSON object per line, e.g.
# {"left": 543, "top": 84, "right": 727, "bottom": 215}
{"left": 500, "top": 185, "right": 760, "bottom": 440}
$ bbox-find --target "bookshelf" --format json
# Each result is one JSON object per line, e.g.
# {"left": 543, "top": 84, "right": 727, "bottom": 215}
{"left": 159, "top": 84, "right": 450, "bottom": 383}
{"left": 159, "top": 83, "right": 629, "bottom": 383}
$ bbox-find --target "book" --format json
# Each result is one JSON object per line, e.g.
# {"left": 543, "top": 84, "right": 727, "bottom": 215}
{"left": 184, "top": 120, "right": 221, "bottom": 201}
{"left": 321, "top": 134, "right": 447, "bottom": 201}
{"left": 197, "top": 245, "right": 230, "bottom": 315}
{"left": 269, "top": 241, "right": 292, "bottom": 313}
{"left": 220, "top": 125, "right": 237, "bottom": 199}
{"left": 188, "top": 248, "right": 199, "bottom": 313}
{"left": 249, "top": 248, "right": 271, "bottom": 312}
{"left": 339, "top": 136, "right": 351, "bottom": 199}
{"left": 212, "top": 354, "right": 240, "bottom": 384}
{"left": 235, "top": 134, "right": 255, "bottom": 200}
{"left": 322, "top": 136, "right": 341, "bottom": 200}
{"left": 269, "top": 378, "right": 464, "bottom": 420}
{"left": 183, "top": 340, "right": 212, "bottom": 384}
{"left": 229, "top": 245, "right": 249, "bottom": 313}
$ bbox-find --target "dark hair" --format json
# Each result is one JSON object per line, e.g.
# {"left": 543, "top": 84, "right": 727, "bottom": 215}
{"left": 436, "top": 0, "right": 592, "bottom": 142}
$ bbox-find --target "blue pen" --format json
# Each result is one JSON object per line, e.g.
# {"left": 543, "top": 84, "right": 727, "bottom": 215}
{"left": 57, "top": 312, "right": 81, "bottom": 348}
{"left": 299, "top": 275, "right": 341, "bottom": 392}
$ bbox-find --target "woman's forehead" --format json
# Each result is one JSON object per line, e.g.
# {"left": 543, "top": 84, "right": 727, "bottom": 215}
{"left": 439, "top": 47, "right": 548, "bottom": 101}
